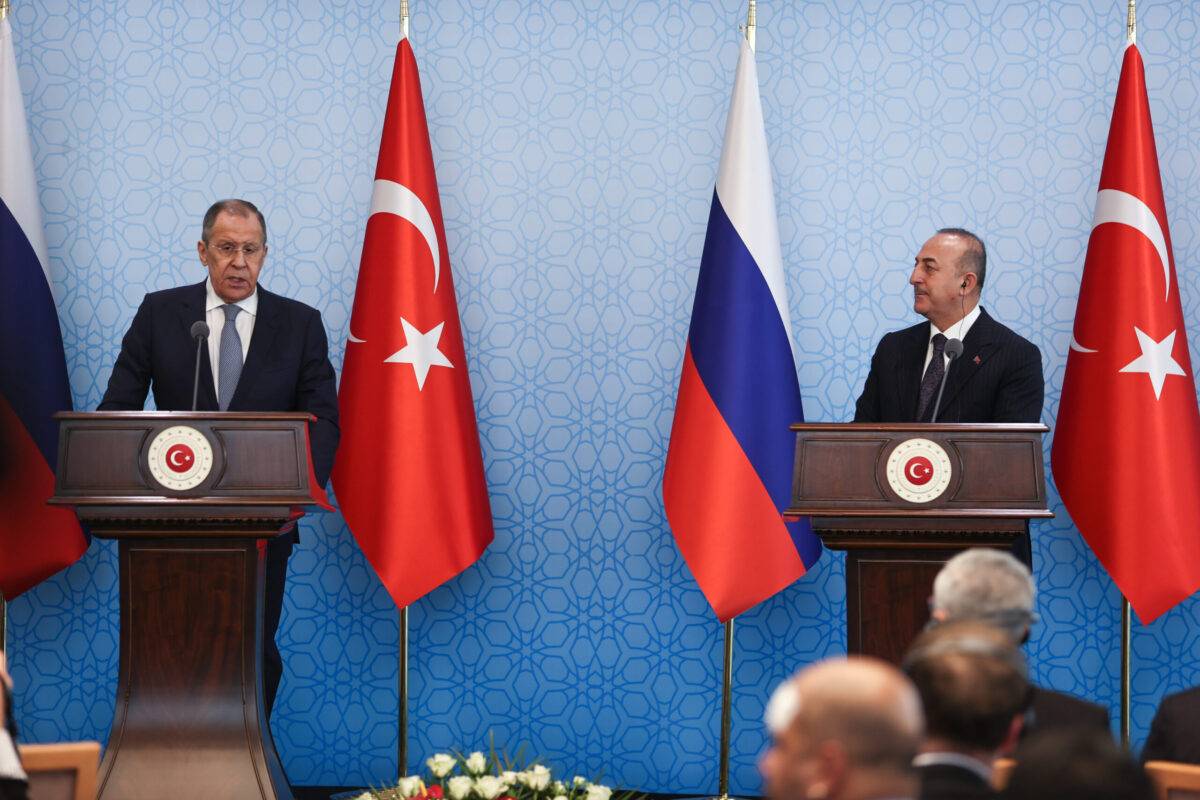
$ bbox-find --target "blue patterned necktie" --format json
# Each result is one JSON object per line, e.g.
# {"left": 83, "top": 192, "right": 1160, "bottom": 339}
{"left": 916, "top": 333, "right": 947, "bottom": 421}
{"left": 218, "top": 304, "right": 243, "bottom": 411}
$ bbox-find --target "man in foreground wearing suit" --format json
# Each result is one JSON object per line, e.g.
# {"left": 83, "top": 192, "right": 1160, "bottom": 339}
{"left": 903, "top": 621, "right": 1029, "bottom": 800}
{"left": 0, "top": 653, "right": 28, "bottom": 800}
{"left": 929, "top": 549, "right": 1110, "bottom": 739}
{"left": 854, "top": 228, "right": 1043, "bottom": 425}
{"left": 99, "top": 199, "right": 339, "bottom": 716}
{"left": 926, "top": 554, "right": 1113, "bottom": 743}
{"left": 1140, "top": 685, "right": 1200, "bottom": 763}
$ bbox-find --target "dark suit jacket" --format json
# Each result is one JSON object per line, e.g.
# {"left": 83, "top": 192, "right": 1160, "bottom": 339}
{"left": 98, "top": 281, "right": 339, "bottom": 485}
{"left": 1141, "top": 685, "right": 1200, "bottom": 764}
{"left": 854, "top": 308, "right": 1044, "bottom": 423}
{"left": 917, "top": 762, "right": 997, "bottom": 800}
{"left": 1024, "top": 686, "right": 1110, "bottom": 740}
{"left": 1, "top": 686, "right": 27, "bottom": 800}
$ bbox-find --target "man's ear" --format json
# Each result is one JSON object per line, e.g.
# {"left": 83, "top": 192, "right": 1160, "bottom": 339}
{"left": 812, "top": 740, "right": 850, "bottom": 800}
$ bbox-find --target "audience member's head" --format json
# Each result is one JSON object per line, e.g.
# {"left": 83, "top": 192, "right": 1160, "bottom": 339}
{"left": 930, "top": 548, "right": 1036, "bottom": 644}
{"left": 1002, "top": 729, "right": 1155, "bottom": 800}
{"left": 902, "top": 620, "right": 1030, "bottom": 760}
{"left": 761, "top": 656, "right": 924, "bottom": 800}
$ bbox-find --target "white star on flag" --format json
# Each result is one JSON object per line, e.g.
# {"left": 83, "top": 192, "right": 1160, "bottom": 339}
{"left": 385, "top": 317, "right": 454, "bottom": 390}
{"left": 1119, "top": 326, "right": 1186, "bottom": 400}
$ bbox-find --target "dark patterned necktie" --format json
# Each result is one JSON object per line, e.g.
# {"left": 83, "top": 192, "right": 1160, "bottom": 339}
{"left": 916, "top": 333, "right": 947, "bottom": 421}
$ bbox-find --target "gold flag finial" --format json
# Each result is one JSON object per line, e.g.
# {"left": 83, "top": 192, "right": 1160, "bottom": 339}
{"left": 0, "top": 0, "right": 10, "bottom": 24}
{"left": 401, "top": 0, "right": 409, "bottom": 39}
{"left": 1127, "top": 0, "right": 1136, "bottom": 44}
{"left": 744, "top": 0, "right": 756, "bottom": 51}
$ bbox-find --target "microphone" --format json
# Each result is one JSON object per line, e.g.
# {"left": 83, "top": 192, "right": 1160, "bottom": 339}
{"left": 929, "top": 338, "right": 963, "bottom": 423}
{"left": 190, "top": 321, "right": 210, "bottom": 411}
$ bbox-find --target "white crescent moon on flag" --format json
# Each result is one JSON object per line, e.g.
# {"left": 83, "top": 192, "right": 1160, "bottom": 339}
{"left": 1071, "top": 189, "right": 1172, "bottom": 354}
{"left": 348, "top": 179, "right": 443, "bottom": 344}
{"left": 1092, "top": 189, "right": 1171, "bottom": 301}
{"left": 170, "top": 450, "right": 186, "bottom": 467}
{"left": 371, "top": 178, "right": 441, "bottom": 292}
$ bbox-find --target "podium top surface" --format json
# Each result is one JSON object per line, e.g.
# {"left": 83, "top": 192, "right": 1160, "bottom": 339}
{"left": 790, "top": 421, "right": 1049, "bottom": 433}
{"left": 57, "top": 410, "right": 316, "bottom": 422}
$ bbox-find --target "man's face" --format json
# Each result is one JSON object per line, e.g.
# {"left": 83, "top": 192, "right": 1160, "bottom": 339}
{"left": 763, "top": 722, "right": 839, "bottom": 800}
{"left": 910, "top": 233, "right": 970, "bottom": 329}
{"left": 198, "top": 211, "right": 267, "bottom": 303}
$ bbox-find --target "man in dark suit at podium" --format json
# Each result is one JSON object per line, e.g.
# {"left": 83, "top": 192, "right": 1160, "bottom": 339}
{"left": 98, "top": 199, "right": 340, "bottom": 715}
{"left": 854, "top": 229, "right": 1043, "bottom": 425}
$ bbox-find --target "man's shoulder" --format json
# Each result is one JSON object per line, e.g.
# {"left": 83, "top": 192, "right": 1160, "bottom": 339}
{"left": 256, "top": 285, "right": 322, "bottom": 320}
{"left": 141, "top": 282, "right": 205, "bottom": 307}
{"left": 1030, "top": 685, "right": 1110, "bottom": 731}
{"left": 1159, "top": 684, "right": 1200, "bottom": 715}
{"left": 876, "top": 320, "right": 929, "bottom": 349}
{"left": 974, "top": 308, "right": 1040, "bottom": 353}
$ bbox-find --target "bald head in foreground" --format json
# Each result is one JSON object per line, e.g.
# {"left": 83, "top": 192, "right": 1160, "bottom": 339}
{"left": 761, "top": 657, "right": 925, "bottom": 800}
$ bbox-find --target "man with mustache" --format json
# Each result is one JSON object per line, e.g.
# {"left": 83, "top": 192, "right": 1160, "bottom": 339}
{"left": 854, "top": 229, "right": 1043, "bottom": 426}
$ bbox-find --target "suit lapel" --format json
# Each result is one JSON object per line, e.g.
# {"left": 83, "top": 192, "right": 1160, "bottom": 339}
{"left": 229, "top": 287, "right": 282, "bottom": 409}
{"left": 938, "top": 307, "right": 996, "bottom": 413}
{"left": 897, "top": 323, "right": 929, "bottom": 420}
{"left": 178, "top": 282, "right": 218, "bottom": 410}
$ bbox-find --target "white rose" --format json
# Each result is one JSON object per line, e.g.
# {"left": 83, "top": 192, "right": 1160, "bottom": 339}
{"left": 465, "top": 752, "right": 488, "bottom": 776}
{"left": 585, "top": 786, "right": 611, "bottom": 800}
{"left": 428, "top": 754, "right": 457, "bottom": 778}
{"left": 523, "top": 766, "right": 551, "bottom": 791}
{"left": 553, "top": 795, "right": 568, "bottom": 800}
{"left": 500, "top": 771, "right": 519, "bottom": 789}
{"left": 572, "top": 777, "right": 588, "bottom": 788}
{"left": 448, "top": 776, "right": 474, "bottom": 800}
{"left": 551, "top": 782, "right": 566, "bottom": 795}
{"left": 397, "top": 777, "right": 427, "bottom": 798}
{"left": 475, "top": 776, "right": 504, "bottom": 800}
{"left": 351, "top": 794, "right": 375, "bottom": 800}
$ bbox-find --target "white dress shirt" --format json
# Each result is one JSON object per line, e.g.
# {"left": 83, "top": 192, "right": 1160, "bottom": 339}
{"left": 922, "top": 304, "right": 981, "bottom": 373}
{"left": 913, "top": 751, "right": 993, "bottom": 782}
{"left": 0, "top": 727, "right": 25, "bottom": 781}
{"left": 204, "top": 278, "right": 257, "bottom": 400}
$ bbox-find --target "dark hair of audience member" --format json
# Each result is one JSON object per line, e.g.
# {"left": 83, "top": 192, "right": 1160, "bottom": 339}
{"left": 1002, "top": 729, "right": 1155, "bottom": 800}
{"left": 902, "top": 621, "right": 1030, "bottom": 751}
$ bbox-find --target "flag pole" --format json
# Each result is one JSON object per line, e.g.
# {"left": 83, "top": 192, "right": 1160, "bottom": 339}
{"left": 0, "top": 0, "right": 9, "bottom": 23}
{"left": 1120, "top": 598, "right": 1131, "bottom": 747}
{"left": 1126, "top": 0, "right": 1136, "bottom": 45}
{"left": 400, "top": 0, "right": 409, "bottom": 39}
{"left": 715, "top": 618, "right": 735, "bottom": 800}
{"left": 398, "top": 606, "right": 409, "bottom": 778}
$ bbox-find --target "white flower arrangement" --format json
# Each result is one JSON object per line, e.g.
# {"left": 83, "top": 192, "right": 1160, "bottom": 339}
{"left": 351, "top": 751, "right": 621, "bottom": 800}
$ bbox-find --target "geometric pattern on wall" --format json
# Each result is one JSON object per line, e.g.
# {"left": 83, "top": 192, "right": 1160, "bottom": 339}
{"left": 7, "top": 0, "right": 1200, "bottom": 792}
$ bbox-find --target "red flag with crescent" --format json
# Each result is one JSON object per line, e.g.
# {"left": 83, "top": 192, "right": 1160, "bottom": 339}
{"left": 1052, "top": 44, "right": 1200, "bottom": 623}
{"left": 332, "top": 35, "right": 494, "bottom": 609}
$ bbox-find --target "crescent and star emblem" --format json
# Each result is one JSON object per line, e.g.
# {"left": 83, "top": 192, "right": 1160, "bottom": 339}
{"left": 904, "top": 457, "right": 933, "bottom": 485}
{"left": 1071, "top": 188, "right": 1187, "bottom": 401}
{"left": 347, "top": 178, "right": 455, "bottom": 392}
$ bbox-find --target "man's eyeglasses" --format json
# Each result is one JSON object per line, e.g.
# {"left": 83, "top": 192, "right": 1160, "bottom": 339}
{"left": 210, "top": 242, "right": 264, "bottom": 259}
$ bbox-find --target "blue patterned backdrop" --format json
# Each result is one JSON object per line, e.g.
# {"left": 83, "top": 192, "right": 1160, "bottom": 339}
{"left": 7, "top": 0, "right": 1200, "bottom": 792}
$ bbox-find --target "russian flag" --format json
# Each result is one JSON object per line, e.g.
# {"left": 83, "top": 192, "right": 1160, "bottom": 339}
{"left": 663, "top": 37, "right": 820, "bottom": 622}
{"left": 0, "top": 15, "right": 86, "bottom": 600}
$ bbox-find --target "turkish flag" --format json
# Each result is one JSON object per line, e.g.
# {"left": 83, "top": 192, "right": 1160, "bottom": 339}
{"left": 1052, "top": 44, "right": 1200, "bottom": 623}
{"left": 333, "top": 36, "right": 494, "bottom": 610}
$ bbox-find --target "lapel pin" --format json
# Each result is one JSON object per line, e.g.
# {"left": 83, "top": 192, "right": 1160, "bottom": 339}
{"left": 973, "top": 355, "right": 982, "bottom": 365}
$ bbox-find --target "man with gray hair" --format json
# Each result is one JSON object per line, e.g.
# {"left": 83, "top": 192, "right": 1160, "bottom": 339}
{"left": 929, "top": 549, "right": 1109, "bottom": 739}
{"left": 761, "top": 657, "right": 925, "bottom": 800}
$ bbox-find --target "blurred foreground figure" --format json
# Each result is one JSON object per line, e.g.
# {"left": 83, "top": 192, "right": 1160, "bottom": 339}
{"left": 1003, "top": 729, "right": 1155, "bottom": 800}
{"left": 761, "top": 657, "right": 924, "bottom": 800}
{"left": 903, "top": 621, "right": 1030, "bottom": 800}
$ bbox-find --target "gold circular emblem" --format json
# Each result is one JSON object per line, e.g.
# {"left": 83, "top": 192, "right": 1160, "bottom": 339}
{"left": 885, "top": 437, "right": 953, "bottom": 504}
{"left": 146, "top": 426, "right": 214, "bottom": 491}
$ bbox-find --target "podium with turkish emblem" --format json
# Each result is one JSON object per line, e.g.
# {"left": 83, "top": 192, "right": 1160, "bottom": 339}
{"left": 50, "top": 411, "right": 328, "bottom": 800}
{"left": 786, "top": 423, "right": 1052, "bottom": 664}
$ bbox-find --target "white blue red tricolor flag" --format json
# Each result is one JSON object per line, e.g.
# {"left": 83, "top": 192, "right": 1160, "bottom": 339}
{"left": 0, "top": 15, "right": 86, "bottom": 599}
{"left": 663, "top": 38, "right": 820, "bottom": 622}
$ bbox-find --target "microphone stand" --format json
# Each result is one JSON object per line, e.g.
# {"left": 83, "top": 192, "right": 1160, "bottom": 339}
{"left": 929, "top": 339, "right": 963, "bottom": 423}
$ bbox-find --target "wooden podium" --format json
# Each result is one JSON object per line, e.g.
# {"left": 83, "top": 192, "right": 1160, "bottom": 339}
{"left": 785, "top": 423, "right": 1051, "bottom": 664}
{"left": 50, "top": 411, "right": 327, "bottom": 800}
